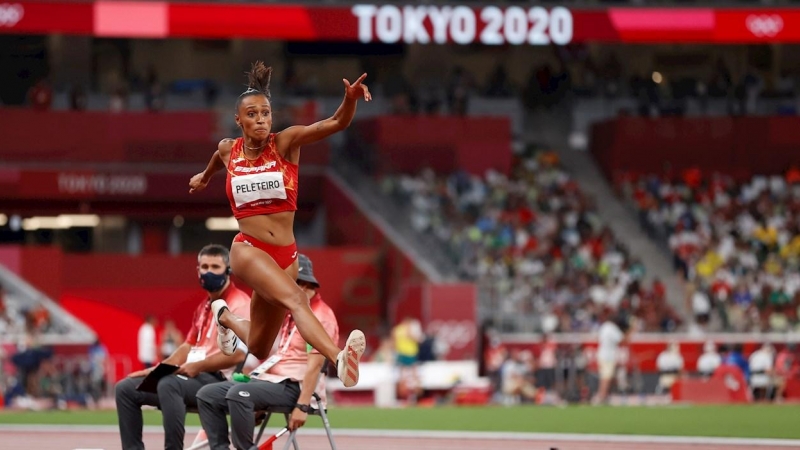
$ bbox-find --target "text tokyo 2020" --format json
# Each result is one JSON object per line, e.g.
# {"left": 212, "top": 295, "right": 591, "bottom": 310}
{"left": 351, "top": 5, "right": 574, "bottom": 46}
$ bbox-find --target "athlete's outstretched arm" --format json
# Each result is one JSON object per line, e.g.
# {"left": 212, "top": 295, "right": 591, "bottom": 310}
{"left": 280, "top": 73, "right": 372, "bottom": 150}
{"left": 189, "top": 139, "right": 234, "bottom": 193}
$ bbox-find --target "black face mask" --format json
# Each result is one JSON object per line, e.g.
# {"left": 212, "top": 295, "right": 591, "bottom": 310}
{"left": 199, "top": 271, "right": 227, "bottom": 293}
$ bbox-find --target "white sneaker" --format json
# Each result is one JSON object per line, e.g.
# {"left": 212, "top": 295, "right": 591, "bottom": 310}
{"left": 211, "top": 299, "right": 239, "bottom": 356}
{"left": 336, "top": 330, "right": 366, "bottom": 388}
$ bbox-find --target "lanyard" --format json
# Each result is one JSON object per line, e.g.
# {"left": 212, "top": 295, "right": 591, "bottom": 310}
{"left": 249, "top": 323, "right": 296, "bottom": 378}
{"left": 196, "top": 304, "right": 212, "bottom": 345}
{"left": 278, "top": 317, "right": 297, "bottom": 356}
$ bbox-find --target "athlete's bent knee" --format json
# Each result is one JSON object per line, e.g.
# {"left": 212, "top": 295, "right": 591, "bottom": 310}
{"left": 281, "top": 290, "right": 306, "bottom": 311}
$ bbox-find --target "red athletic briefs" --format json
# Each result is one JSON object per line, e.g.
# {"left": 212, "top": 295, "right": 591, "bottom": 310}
{"left": 232, "top": 232, "right": 298, "bottom": 270}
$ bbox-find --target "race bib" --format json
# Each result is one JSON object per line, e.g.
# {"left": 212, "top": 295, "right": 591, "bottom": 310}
{"left": 231, "top": 172, "right": 287, "bottom": 208}
{"left": 186, "top": 347, "right": 207, "bottom": 363}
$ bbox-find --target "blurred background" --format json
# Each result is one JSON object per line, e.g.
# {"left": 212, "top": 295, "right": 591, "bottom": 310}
{"left": 1, "top": 0, "right": 800, "bottom": 415}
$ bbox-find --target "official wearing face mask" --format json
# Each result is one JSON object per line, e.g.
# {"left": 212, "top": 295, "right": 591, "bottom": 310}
{"left": 199, "top": 256, "right": 232, "bottom": 293}
{"left": 115, "top": 244, "right": 252, "bottom": 450}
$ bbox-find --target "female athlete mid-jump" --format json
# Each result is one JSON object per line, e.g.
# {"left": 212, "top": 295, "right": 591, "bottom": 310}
{"left": 189, "top": 61, "right": 371, "bottom": 387}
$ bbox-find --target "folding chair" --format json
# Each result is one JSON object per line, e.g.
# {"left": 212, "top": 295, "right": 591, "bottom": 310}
{"left": 188, "top": 364, "right": 337, "bottom": 450}
{"left": 185, "top": 403, "right": 300, "bottom": 450}
{"left": 256, "top": 390, "right": 337, "bottom": 450}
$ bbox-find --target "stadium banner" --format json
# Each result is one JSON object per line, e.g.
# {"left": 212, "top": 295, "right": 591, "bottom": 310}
{"left": 424, "top": 283, "right": 478, "bottom": 361}
{"left": 1, "top": 2, "right": 800, "bottom": 44}
{"left": 1, "top": 169, "right": 225, "bottom": 202}
{"left": 0, "top": 169, "right": 327, "bottom": 206}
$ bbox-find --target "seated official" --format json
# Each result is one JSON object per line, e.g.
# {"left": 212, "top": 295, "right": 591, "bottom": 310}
{"left": 115, "top": 244, "right": 250, "bottom": 450}
{"left": 196, "top": 254, "right": 338, "bottom": 450}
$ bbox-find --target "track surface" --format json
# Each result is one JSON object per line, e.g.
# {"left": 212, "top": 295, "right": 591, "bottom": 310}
{"left": 1, "top": 426, "right": 799, "bottom": 450}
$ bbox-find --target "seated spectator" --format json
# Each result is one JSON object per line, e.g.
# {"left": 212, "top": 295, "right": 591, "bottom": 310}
{"left": 724, "top": 344, "right": 749, "bottom": 381}
{"left": 749, "top": 343, "right": 775, "bottom": 401}
{"left": 500, "top": 349, "right": 536, "bottom": 405}
{"left": 656, "top": 341, "right": 684, "bottom": 393}
{"left": 696, "top": 340, "right": 722, "bottom": 379}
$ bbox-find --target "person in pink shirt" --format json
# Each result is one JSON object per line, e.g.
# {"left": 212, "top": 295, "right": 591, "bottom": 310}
{"left": 196, "top": 253, "right": 338, "bottom": 450}
{"left": 115, "top": 244, "right": 251, "bottom": 450}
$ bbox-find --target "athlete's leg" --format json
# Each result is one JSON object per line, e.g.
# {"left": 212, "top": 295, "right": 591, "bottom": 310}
{"left": 244, "top": 291, "right": 284, "bottom": 359}
{"left": 230, "top": 243, "right": 341, "bottom": 362}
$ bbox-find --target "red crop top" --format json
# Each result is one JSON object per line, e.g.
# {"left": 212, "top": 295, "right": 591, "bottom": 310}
{"left": 225, "top": 136, "right": 298, "bottom": 220}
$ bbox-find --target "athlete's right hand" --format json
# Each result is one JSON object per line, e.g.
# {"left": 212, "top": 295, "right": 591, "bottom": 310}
{"left": 189, "top": 173, "right": 209, "bottom": 194}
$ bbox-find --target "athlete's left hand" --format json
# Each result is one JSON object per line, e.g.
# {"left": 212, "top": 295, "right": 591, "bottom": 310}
{"left": 344, "top": 73, "right": 372, "bottom": 101}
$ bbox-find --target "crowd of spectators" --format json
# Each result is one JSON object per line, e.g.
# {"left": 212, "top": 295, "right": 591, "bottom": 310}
{"left": 382, "top": 150, "right": 681, "bottom": 334}
{"left": 3, "top": 339, "right": 109, "bottom": 411}
{"left": 0, "top": 283, "right": 109, "bottom": 410}
{"left": 618, "top": 168, "right": 800, "bottom": 333}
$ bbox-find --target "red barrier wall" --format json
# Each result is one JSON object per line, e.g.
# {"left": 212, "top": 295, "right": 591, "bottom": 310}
{"left": 0, "top": 107, "right": 329, "bottom": 164}
{"left": 20, "top": 246, "right": 63, "bottom": 301}
{"left": 591, "top": 116, "right": 800, "bottom": 180}
{"left": 356, "top": 116, "right": 512, "bottom": 176}
{"left": 0, "top": 108, "right": 217, "bottom": 163}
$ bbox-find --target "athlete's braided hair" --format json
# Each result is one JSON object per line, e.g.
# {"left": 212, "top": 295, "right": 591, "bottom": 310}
{"left": 236, "top": 60, "right": 272, "bottom": 110}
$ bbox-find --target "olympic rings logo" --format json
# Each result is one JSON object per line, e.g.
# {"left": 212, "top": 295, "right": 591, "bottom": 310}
{"left": 427, "top": 320, "right": 476, "bottom": 350}
{"left": 0, "top": 3, "right": 23, "bottom": 27}
{"left": 746, "top": 14, "right": 783, "bottom": 38}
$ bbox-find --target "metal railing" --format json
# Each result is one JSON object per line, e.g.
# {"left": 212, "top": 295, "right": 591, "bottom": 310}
{"left": 0, "top": 266, "right": 96, "bottom": 346}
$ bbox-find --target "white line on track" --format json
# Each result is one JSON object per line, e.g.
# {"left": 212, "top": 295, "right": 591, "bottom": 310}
{"left": 1, "top": 424, "right": 799, "bottom": 447}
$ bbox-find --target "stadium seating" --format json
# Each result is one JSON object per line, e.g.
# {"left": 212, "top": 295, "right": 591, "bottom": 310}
{"left": 618, "top": 170, "right": 800, "bottom": 333}
{"left": 380, "top": 150, "right": 680, "bottom": 333}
